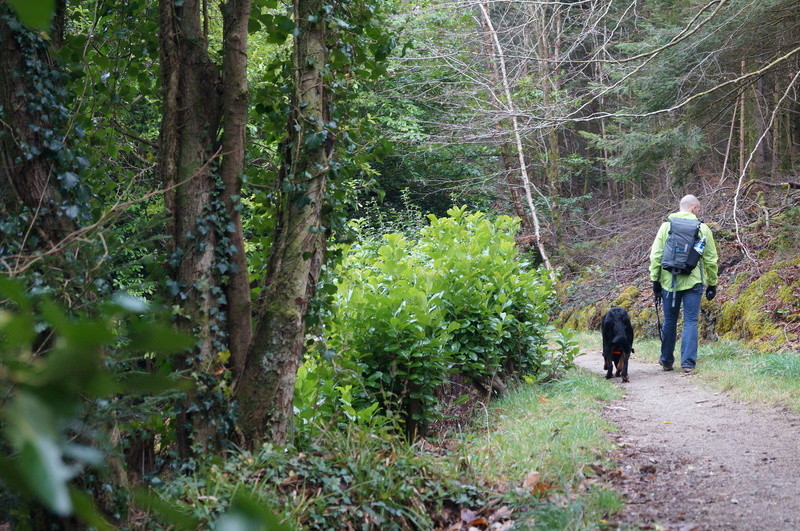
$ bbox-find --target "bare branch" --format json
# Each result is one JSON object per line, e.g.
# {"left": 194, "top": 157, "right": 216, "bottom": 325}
{"left": 732, "top": 66, "right": 800, "bottom": 262}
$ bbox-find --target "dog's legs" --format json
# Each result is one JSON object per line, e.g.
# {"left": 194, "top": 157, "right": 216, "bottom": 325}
{"left": 602, "top": 344, "right": 612, "bottom": 377}
{"left": 621, "top": 354, "right": 630, "bottom": 383}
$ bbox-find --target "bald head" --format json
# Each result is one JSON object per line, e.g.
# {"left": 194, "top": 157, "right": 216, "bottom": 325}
{"left": 679, "top": 195, "right": 701, "bottom": 214}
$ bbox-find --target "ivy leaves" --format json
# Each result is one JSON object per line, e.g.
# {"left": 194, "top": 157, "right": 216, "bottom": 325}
{"left": 249, "top": 11, "right": 296, "bottom": 43}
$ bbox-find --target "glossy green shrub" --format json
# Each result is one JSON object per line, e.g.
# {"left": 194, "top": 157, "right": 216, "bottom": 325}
{"left": 293, "top": 347, "right": 389, "bottom": 445}
{"left": 324, "top": 207, "right": 556, "bottom": 435}
{"left": 421, "top": 208, "right": 554, "bottom": 380}
{"left": 327, "top": 232, "right": 456, "bottom": 435}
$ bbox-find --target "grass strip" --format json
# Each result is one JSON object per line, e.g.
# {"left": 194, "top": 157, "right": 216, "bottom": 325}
{"left": 457, "top": 370, "right": 624, "bottom": 529}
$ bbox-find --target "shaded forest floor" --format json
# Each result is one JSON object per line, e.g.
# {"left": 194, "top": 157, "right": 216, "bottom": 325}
{"left": 573, "top": 347, "right": 800, "bottom": 530}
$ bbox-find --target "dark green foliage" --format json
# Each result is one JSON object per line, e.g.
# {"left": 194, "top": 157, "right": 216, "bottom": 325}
{"left": 6, "top": 0, "right": 55, "bottom": 29}
{"left": 0, "top": 6, "right": 92, "bottom": 251}
{"left": 581, "top": 123, "right": 704, "bottom": 184}
{"left": 0, "top": 279, "right": 193, "bottom": 525}
{"left": 155, "top": 428, "right": 483, "bottom": 530}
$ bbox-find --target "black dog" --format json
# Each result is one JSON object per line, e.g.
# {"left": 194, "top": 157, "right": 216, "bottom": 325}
{"left": 601, "top": 307, "right": 635, "bottom": 383}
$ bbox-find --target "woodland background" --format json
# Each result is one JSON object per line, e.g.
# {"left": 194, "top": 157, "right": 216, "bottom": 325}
{"left": 1, "top": 0, "right": 799, "bottom": 527}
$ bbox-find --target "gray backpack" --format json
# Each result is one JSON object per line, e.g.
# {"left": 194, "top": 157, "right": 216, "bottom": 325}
{"left": 661, "top": 218, "right": 703, "bottom": 276}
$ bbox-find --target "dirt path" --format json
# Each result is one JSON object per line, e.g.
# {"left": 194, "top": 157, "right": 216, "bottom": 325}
{"left": 574, "top": 351, "right": 800, "bottom": 530}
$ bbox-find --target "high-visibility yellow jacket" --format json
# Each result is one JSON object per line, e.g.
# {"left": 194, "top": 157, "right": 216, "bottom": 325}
{"left": 649, "top": 211, "right": 718, "bottom": 291}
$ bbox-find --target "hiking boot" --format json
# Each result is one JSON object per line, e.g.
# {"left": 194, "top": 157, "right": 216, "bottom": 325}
{"left": 659, "top": 361, "right": 673, "bottom": 371}
{"left": 682, "top": 367, "right": 695, "bottom": 375}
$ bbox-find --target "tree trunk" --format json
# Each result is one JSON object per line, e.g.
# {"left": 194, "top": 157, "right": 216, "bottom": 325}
{"left": 477, "top": 2, "right": 554, "bottom": 274}
{"left": 534, "top": 3, "right": 562, "bottom": 245}
{"left": 158, "top": 0, "right": 250, "bottom": 454}
{"left": 738, "top": 61, "right": 747, "bottom": 179}
{"left": 235, "top": 0, "right": 331, "bottom": 446}
{"left": 478, "top": 11, "right": 530, "bottom": 228}
{"left": 500, "top": 144, "right": 532, "bottom": 227}
{"left": 0, "top": 4, "right": 76, "bottom": 252}
{"left": 220, "top": 0, "right": 253, "bottom": 375}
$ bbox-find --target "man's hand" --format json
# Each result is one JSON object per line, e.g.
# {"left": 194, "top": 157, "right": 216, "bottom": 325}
{"left": 652, "top": 280, "right": 662, "bottom": 298}
{"left": 706, "top": 285, "right": 717, "bottom": 301}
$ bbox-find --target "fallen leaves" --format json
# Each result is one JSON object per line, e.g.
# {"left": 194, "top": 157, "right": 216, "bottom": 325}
{"left": 522, "top": 470, "right": 541, "bottom": 490}
{"left": 448, "top": 505, "right": 514, "bottom": 531}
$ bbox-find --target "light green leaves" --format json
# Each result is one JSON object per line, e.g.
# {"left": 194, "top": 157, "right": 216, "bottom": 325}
{"left": 326, "top": 208, "right": 556, "bottom": 432}
{"left": 6, "top": 0, "right": 55, "bottom": 30}
{"left": 4, "top": 394, "right": 73, "bottom": 515}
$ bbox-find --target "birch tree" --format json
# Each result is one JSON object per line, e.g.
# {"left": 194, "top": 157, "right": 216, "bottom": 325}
{"left": 386, "top": 0, "right": 615, "bottom": 265}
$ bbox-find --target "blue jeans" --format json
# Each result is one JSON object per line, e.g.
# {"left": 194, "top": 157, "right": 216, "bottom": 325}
{"left": 660, "top": 283, "right": 703, "bottom": 369}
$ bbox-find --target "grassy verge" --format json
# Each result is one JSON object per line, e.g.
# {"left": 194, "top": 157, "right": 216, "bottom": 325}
{"left": 695, "top": 342, "right": 800, "bottom": 411}
{"left": 457, "top": 370, "right": 625, "bottom": 529}
{"left": 574, "top": 331, "right": 800, "bottom": 412}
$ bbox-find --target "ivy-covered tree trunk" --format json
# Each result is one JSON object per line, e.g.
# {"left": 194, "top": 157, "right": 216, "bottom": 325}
{"left": 220, "top": 0, "right": 253, "bottom": 376}
{"left": 0, "top": 4, "right": 77, "bottom": 254}
{"left": 158, "top": 0, "right": 251, "bottom": 454}
{"left": 235, "top": 0, "right": 331, "bottom": 445}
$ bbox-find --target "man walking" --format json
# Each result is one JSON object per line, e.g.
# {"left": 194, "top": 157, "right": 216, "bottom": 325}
{"left": 650, "top": 195, "right": 719, "bottom": 374}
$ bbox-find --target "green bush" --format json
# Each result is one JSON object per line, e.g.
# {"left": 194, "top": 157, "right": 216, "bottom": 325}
{"left": 322, "top": 207, "right": 556, "bottom": 436}
{"left": 326, "top": 231, "right": 455, "bottom": 436}
{"left": 421, "top": 208, "right": 554, "bottom": 380}
{"left": 293, "top": 348, "right": 390, "bottom": 445}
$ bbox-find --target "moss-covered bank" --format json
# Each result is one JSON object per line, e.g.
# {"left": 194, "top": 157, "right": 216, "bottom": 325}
{"left": 556, "top": 257, "right": 800, "bottom": 353}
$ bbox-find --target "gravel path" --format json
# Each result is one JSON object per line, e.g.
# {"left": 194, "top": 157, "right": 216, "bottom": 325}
{"left": 575, "top": 351, "right": 800, "bottom": 530}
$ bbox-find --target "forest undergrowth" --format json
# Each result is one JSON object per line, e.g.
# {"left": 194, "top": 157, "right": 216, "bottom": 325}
{"left": 150, "top": 368, "right": 625, "bottom": 530}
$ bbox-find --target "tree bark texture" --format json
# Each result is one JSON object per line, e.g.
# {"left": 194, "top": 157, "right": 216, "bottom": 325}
{"left": 0, "top": 5, "right": 76, "bottom": 252}
{"left": 235, "top": 0, "right": 330, "bottom": 446}
{"left": 159, "top": 0, "right": 220, "bottom": 343}
{"left": 158, "top": 0, "right": 250, "bottom": 454}
{"left": 220, "top": 0, "right": 253, "bottom": 375}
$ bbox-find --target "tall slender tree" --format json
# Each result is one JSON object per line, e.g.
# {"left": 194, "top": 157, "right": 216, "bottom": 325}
{"left": 158, "top": 0, "right": 251, "bottom": 452}
{"left": 235, "top": 0, "right": 332, "bottom": 445}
